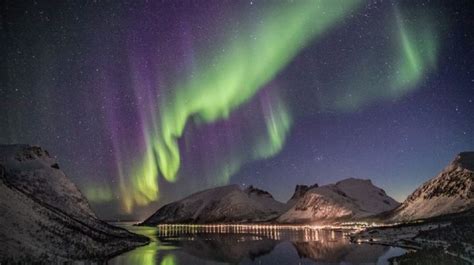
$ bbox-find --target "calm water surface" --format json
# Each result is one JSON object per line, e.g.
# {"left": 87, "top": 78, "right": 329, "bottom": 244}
{"left": 108, "top": 223, "right": 407, "bottom": 265}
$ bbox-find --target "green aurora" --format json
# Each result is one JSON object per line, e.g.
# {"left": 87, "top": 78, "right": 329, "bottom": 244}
{"left": 152, "top": 0, "right": 363, "bottom": 182}
{"left": 328, "top": 8, "right": 438, "bottom": 111}
{"left": 83, "top": 2, "right": 440, "bottom": 214}
{"left": 118, "top": 0, "right": 363, "bottom": 212}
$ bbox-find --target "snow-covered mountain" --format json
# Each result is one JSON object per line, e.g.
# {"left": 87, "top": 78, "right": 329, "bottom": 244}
{"left": 141, "top": 185, "right": 287, "bottom": 225}
{"left": 389, "top": 152, "right": 474, "bottom": 221}
{"left": 277, "top": 178, "right": 399, "bottom": 223}
{"left": 0, "top": 145, "right": 148, "bottom": 263}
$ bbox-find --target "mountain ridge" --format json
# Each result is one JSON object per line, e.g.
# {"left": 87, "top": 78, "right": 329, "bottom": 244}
{"left": 141, "top": 184, "right": 288, "bottom": 225}
{"left": 386, "top": 152, "right": 474, "bottom": 221}
{"left": 142, "top": 177, "right": 400, "bottom": 225}
{"left": 142, "top": 152, "right": 474, "bottom": 225}
{"left": 277, "top": 178, "right": 399, "bottom": 223}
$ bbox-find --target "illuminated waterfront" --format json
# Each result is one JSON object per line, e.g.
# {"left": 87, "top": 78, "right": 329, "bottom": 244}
{"left": 109, "top": 223, "right": 407, "bottom": 265}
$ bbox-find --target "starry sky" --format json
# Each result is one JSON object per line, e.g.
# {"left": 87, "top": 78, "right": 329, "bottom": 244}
{"left": 1, "top": 0, "right": 473, "bottom": 220}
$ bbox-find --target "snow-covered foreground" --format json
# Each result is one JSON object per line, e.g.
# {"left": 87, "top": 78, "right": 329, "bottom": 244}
{"left": 0, "top": 145, "right": 149, "bottom": 263}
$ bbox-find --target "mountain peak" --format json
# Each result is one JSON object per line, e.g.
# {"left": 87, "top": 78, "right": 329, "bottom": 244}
{"left": 390, "top": 152, "right": 474, "bottom": 221}
{"left": 335, "top": 177, "right": 372, "bottom": 186}
{"left": 289, "top": 183, "right": 318, "bottom": 202}
{"left": 452, "top": 152, "right": 474, "bottom": 171}
{"left": 142, "top": 184, "right": 286, "bottom": 225}
{"left": 278, "top": 178, "right": 399, "bottom": 223}
{"left": 0, "top": 144, "right": 51, "bottom": 162}
{"left": 244, "top": 185, "right": 274, "bottom": 199}
{"left": 0, "top": 144, "right": 94, "bottom": 219}
{"left": 0, "top": 144, "right": 148, "bottom": 262}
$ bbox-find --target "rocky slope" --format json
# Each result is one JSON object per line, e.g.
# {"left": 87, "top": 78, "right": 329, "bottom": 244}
{"left": 141, "top": 185, "right": 288, "bottom": 225}
{"left": 388, "top": 152, "right": 474, "bottom": 221}
{"left": 0, "top": 144, "right": 148, "bottom": 263}
{"left": 287, "top": 183, "right": 319, "bottom": 206}
{"left": 277, "top": 178, "right": 399, "bottom": 223}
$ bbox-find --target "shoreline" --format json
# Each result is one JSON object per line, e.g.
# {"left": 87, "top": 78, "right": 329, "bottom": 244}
{"left": 349, "top": 223, "right": 474, "bottom": 264}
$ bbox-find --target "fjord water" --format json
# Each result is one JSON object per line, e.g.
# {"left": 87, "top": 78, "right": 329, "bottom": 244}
{"left": 109, "top": 223, "right": 407, "bottom": 265}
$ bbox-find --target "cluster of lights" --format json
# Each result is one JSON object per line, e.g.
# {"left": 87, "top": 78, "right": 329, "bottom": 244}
{"left": 156, "top": 224, "right": 354, "bottom": 242}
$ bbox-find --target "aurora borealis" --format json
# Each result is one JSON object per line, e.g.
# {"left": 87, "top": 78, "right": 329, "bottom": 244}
{"left": 123, "top": 0, "right": 361, "bottom": 211}
{"left": 2, "top": 0, "right": 473, "bottom": 219}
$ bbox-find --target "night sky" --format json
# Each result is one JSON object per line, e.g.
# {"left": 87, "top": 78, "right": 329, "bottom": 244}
{"left": 1, "top": 0, "right": 473, "bottom": 220}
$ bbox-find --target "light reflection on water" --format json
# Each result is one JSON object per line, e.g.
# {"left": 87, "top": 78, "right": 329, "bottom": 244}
{"left": 108, "top": 223, "right": 406, "bottom": 265}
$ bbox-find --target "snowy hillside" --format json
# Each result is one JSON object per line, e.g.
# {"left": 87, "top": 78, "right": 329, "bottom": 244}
{"left": 0, "top": 145, "right": 148, "bottom": 263}
{"left": 389, "top": 152, "right": 474, "bottom": 221}
{"left": 277, "top": 178, "right": 399, "bottom": 223}
{"left": 141, "top": 185, "right": 288, "bottom": 225}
